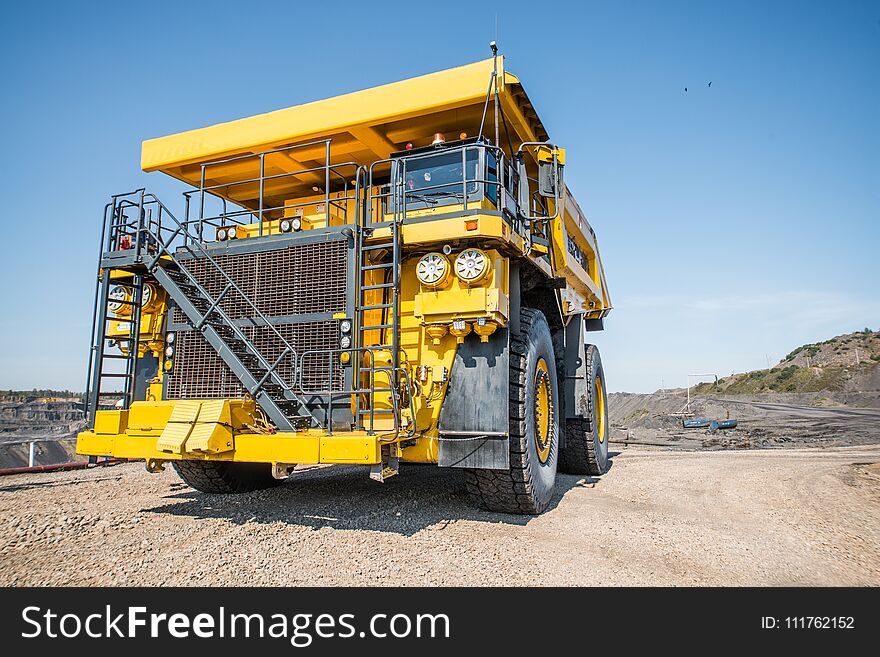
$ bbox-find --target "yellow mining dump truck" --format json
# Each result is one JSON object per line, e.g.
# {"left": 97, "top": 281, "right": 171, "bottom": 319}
{"left": 78, "top": 49, "right": 612, "bottom": 514}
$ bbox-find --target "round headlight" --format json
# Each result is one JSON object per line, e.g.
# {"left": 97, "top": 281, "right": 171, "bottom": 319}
{"left": 340, "top": 335, "right": 352, "bottom": 349}
{"left": 141, "top": 284, "right": 154, "bottom": 308}
{"left": 217, "top": 228, "right": 227, "bottom": 241}
{"left": 280, "top": 219, "right": 292, "bottom": 233}
{"left": 165, "top": 345, "right": 174, "bottom": 357}
{"left": 454, "top": 249, "right": 489, "bottom": 282}
{"left": 291, "top": 217, "right": 302, "bottom": 231}
{"left": 166, "top": 332, "right": 175, "bottom": 345}
{"left": 416, "top": 253, "right": 450, "bottom": 287}
{"left": 108, "top": 285, "right": 129, "bottom": 314}
{"left": 340, "top": 319, "right": 352, "bottom": 333}
{"left": 227, "top": 226, "right": 238, "bottom": 239}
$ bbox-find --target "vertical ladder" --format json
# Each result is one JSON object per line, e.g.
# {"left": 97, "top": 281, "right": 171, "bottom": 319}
{"left": 84, "top": 270, "right": 144, "bottom": 425}
{"left": 355, "top": 166, "right": 403, "bottom": 433}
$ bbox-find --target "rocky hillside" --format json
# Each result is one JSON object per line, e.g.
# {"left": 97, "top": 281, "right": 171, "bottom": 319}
{"left": 692, "top": 329, "right": 879, "bottom": 396}
{"left": 0, "top": 391, "right": 86, "bottom": 443}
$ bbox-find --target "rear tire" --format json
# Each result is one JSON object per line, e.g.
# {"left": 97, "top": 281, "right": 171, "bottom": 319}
{"left": 558, "top": 344, "right": 609, "bottom": 475}
{"left": 172, "top": 460, "right": 280, "bottom": 494}
{"left": 464, "top": 308, "right": 559, "bottom": 515}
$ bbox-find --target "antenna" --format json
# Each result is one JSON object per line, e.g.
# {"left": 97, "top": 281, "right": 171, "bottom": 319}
{"left": 477, "top": 41, "right": 515, "bottom": 157}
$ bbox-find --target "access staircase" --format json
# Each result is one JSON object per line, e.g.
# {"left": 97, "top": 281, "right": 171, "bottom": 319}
{"left": 85, "top": 187, "right": 415, "bottom": 437}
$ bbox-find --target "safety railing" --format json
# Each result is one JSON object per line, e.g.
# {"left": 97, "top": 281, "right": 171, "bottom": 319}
{"left": 182, "top": 141, "right": 363, "bottom": 243}
{"left": 365, "top": 142, "right": 507, "bottom": 227}
{"left": 295, "top": 347, "right": 416, "bottom": 438}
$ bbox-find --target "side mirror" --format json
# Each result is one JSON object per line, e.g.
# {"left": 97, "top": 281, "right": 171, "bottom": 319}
{"left": 538, "top": 160, "right": 557, "bottom": 197}
{"left": 535, "top": 144, "right": 565, "bottom": 198}
{"left": 516, "top": 143, "right": 566, "bottom": 221}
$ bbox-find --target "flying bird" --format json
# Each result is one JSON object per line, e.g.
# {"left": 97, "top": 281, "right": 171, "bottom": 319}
{"left": 684, "top": 87, "right": 688, "bottom": 92}
{"left": 708, "top": 81, "right": 712, "bottom": 87}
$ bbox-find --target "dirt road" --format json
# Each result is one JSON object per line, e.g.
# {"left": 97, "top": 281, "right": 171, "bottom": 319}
{"left": 1, "top": 446, "right": 878, "bottom": 586}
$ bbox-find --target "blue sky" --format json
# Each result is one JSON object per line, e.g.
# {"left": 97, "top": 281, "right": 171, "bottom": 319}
{"left": 0, "top": 0, "right": 877, "bottom": 392}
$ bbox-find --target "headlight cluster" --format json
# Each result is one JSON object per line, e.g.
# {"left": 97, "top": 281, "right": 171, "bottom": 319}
{"left": 216, "top": 226, "right": 241, "bottom": 241}
{"left": 279, "top": 217, "right": 302, "bottom": 233}
{"left": 416, "top": 249, "right": 491, "bottom": 287}
{"left": 339, "top": 318, "right": 352, "bottom": 349}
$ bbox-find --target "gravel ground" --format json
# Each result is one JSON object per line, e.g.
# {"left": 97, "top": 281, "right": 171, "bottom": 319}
{"left": 1, "top": 445, "right": 879, "bottom": 586}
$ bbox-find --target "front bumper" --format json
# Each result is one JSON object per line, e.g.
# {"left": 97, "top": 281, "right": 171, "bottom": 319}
{"left": 77, "top": 401, "right": 385, "bottom": 465}
{"left": 77, "top": 429, "right": 384, "bottom": 465}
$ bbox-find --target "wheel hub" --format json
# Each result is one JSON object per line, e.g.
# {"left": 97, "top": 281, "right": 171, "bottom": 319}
{"left": 534, "top": 358, "right": 553, "bottom": 463}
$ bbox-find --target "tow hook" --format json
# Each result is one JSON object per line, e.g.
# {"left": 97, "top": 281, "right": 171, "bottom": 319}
{"left": 369, "top": 445, "right": 399, "bottom": 482}
{"left": 145, "top": 458, "right": 166, "bottom": 473}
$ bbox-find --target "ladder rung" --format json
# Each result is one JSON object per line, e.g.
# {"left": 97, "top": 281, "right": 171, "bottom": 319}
{"left": 361, "top": 263, "right": 392, "bottom": 270}
{"left": 102, "top": 354, "right": 131, "bottom": 360}
{"left": 358, "top": 409, "right": 396, "bottom": 415}
{"left": 360, "top": 324, "right": 392, "bottom": 330}
{"left": 361, "top": 243, "right": 395, "bottom": 251}
{"left": 360, "top": 303, "right": 393, "bottom": 310}
{"left": 99, "top": 373, "right": 130, "bottom": 378}
{"left": 361, "top": 283, "right": 395, "bottom": 290}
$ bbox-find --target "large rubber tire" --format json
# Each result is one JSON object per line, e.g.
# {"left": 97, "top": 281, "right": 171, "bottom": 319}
{"left": 172, "top": 460, "right": 280, "bottom": 494}
{"left": 558, "top": 344, "right": 609, "bottom": 475}
{"left": 464, "top": 308, "right": 560, "bottom": 515}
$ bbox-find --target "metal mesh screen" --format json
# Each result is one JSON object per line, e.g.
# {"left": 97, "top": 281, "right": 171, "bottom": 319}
{"left": 172, "top": 240, "right": 348, "bottom": 324}
{"left": 166, "top": 321, "right": 344, "bottom": 399}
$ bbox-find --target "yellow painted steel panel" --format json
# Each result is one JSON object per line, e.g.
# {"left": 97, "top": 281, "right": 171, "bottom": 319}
{"left": 94, "top": 411, "right": 128, "bottom": 435}
{"left": 319, "top": 437, "right": 382, "bottom": 464}
{"left": 126, "top": 401, "right": 174, "bottom": 432}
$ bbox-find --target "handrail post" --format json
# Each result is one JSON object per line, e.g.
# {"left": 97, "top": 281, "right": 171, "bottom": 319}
{"left": 199, "top": 165, "right": 206, "bottom": 244}
{"left": 324, "top": 140, "right": 330, "bottom": 223}
{"left": 259, "top": 154, "right": 265, "bottom": 237}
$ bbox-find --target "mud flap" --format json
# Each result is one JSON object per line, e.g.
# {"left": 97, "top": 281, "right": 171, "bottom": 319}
{"left": 564, "top": 313, "right": 590, "bottom": 419}
{"left": 438, "top": 328, "right": 510, "bottom": 470}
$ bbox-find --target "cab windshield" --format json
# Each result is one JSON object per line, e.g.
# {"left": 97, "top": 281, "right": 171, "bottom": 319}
{"left": 400, "top": 149, "right": 479, "bottom": 207}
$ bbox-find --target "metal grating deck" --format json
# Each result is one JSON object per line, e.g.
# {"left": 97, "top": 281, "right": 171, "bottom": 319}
{"left": 166, "top": 320, "right": 344, "bottom": 399}
{"left": 166, "top": 238, "right": 349, "bottom": 401}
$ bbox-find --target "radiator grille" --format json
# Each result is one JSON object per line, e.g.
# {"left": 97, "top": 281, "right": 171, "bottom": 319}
{"left": 172, "top": 240, "right": 348, "bottom": 324}
{"left": 166, "top": 321, "right": 344, "bottom": 399}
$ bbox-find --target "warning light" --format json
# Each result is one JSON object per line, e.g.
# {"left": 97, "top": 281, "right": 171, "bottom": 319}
{"left": 465, "top": 219, "right": 479, "bottom": 231}
{"left": 459, "top": 132, "right": 467, "bottom": 140}
{"left": 405, "top": 143, "right": 413, "bottom": 150}
{"left": 432, "top": 132, "right": 445, "bottom": 146}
